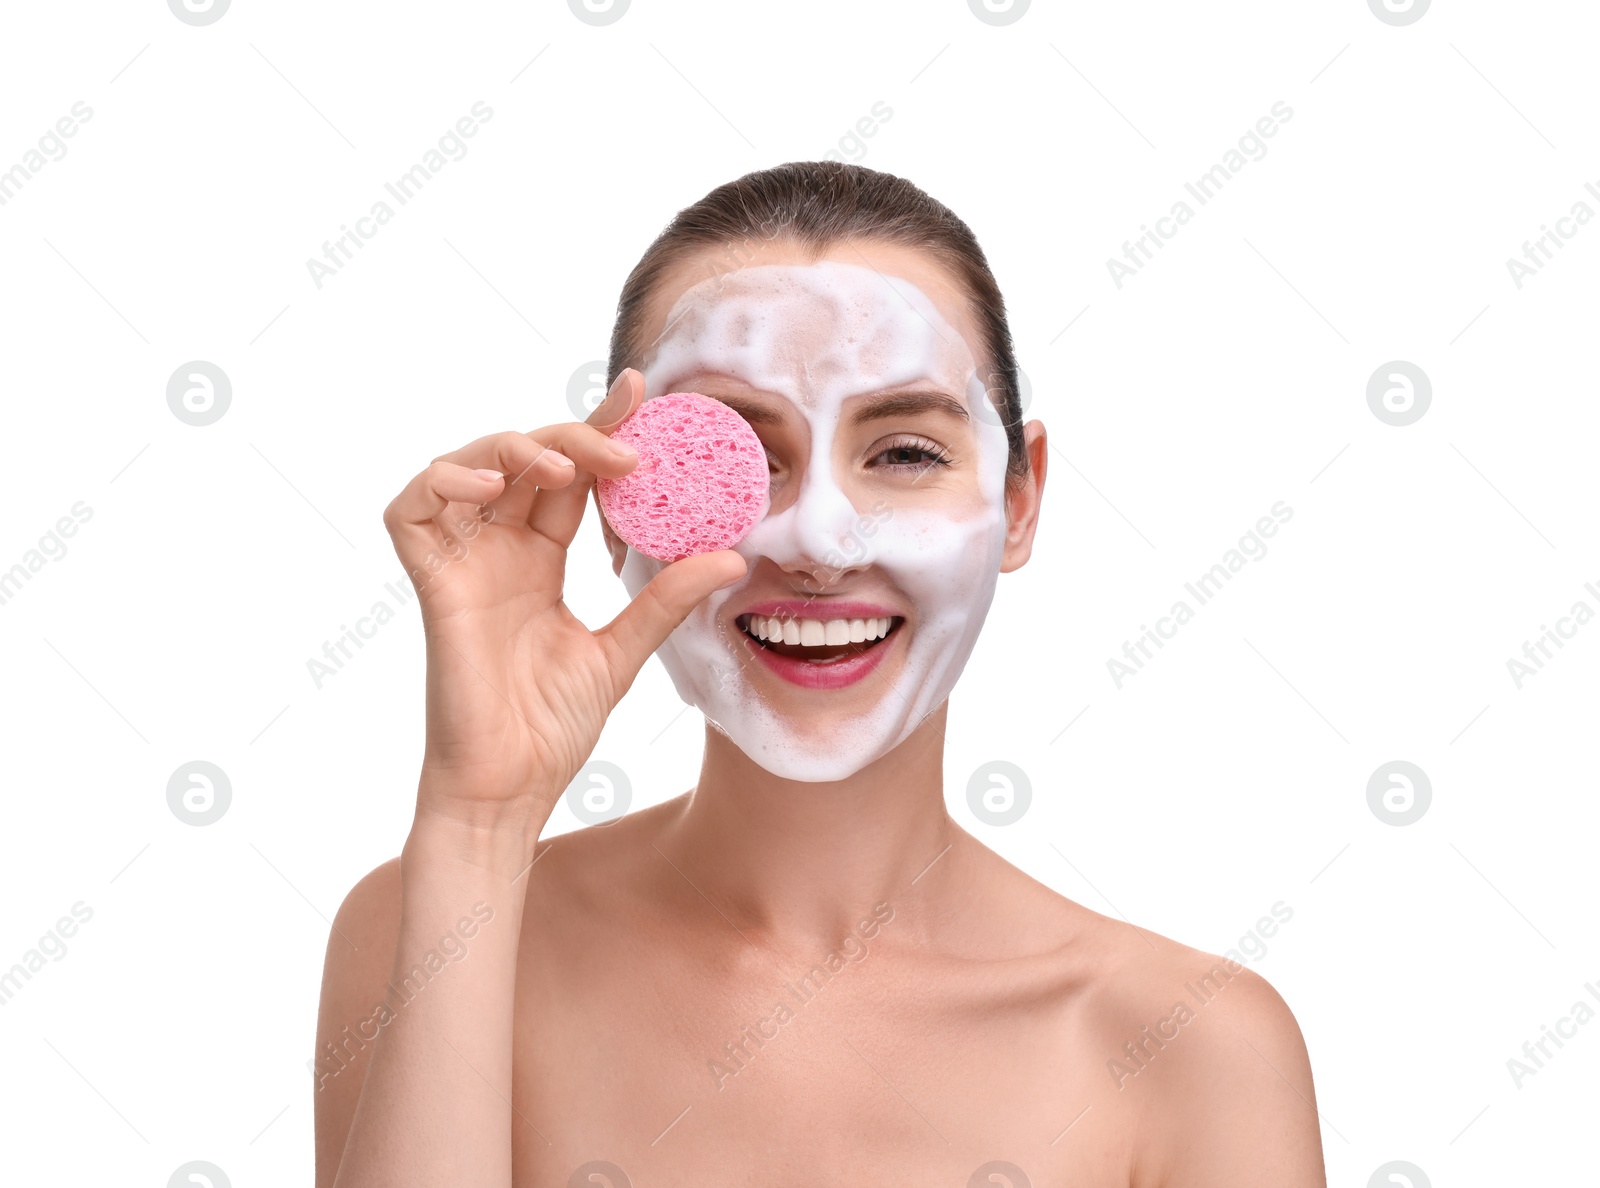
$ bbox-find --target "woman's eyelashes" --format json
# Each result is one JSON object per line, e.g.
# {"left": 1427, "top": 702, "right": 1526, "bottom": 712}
{"left": 869, "top": 434, "right": 955, "bottom": 476}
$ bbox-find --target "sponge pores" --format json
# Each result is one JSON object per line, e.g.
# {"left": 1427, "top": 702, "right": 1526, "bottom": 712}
{"left": 595, "top": 391, "right": 770, "bottom": 562}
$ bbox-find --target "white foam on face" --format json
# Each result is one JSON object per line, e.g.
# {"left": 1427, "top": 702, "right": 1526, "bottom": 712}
{"left": 617, "top": 260, "right": 1013, "bottom": 782}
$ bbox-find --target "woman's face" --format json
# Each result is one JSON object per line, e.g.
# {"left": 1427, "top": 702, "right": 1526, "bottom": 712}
{"left": 607, "top": 238, "right": 1034, "bottom": 782}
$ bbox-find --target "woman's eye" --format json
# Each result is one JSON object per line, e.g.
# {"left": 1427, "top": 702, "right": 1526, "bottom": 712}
{"left": 871, "top": 437, "right": 954, "bottom": 473}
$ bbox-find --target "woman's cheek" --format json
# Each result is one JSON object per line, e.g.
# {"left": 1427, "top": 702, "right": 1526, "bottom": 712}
{"left": 882, "top": 503, "right": 1008, "bottom": 611}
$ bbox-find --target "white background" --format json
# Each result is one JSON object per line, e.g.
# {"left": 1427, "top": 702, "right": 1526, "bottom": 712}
{"left": 1, "top": 0, "right": 1595, "bottom": 1183}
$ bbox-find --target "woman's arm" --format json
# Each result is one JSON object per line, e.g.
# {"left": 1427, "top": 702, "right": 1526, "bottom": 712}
{"left": 313, "top": 368, "right": 747, "bottom": 1187}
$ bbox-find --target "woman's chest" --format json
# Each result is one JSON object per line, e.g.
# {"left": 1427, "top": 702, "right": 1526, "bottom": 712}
{"left": 506, "top": 935, "right": 1136, "bottom": 1187}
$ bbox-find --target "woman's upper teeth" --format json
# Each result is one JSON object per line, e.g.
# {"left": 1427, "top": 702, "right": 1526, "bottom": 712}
{"left": 746, "top": 615, "right": 894, "bottom": 645}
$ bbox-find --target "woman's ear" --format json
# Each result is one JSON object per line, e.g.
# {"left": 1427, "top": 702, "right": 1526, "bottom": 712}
{"left": 999, "top": 419, "right": 1047, "bottom": 574}
{"left": 593, "top": 486, "right": 629, "bottom": 576}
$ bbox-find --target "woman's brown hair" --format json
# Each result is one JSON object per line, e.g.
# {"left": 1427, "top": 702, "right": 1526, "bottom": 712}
{"left": 606, "top": 160, "right": 1030, "bottom": 493}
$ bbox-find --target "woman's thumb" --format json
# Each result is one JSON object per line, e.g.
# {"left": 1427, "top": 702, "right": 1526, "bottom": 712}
{"left": 596, "top": 549, "right": 747, "bottom": 688}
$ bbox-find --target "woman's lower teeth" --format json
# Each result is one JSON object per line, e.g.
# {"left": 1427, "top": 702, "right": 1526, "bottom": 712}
{"left": 804, "top": 650, "right": 859, "bottom": 664}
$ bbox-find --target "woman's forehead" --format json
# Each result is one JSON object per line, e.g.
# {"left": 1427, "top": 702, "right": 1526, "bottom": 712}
{"left": 641, "top": 258, "right": 981, "bottom": 411}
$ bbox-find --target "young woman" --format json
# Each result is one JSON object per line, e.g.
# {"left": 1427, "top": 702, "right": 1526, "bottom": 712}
{"left": 314, "top": 162, "right": 1326, "bottom": 1187}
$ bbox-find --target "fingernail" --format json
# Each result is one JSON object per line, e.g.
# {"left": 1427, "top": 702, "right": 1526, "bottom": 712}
{"left": 611, "top": 440, "right": 637, "bottom": 459}
{"left": 474, "top": 468, "right": 504, "bottom": 481}
{"left": 600, "top": 371, "right": 629, "bottom": 412}
{"left": 548, "top": 451, "right": 575, "bottom": 467}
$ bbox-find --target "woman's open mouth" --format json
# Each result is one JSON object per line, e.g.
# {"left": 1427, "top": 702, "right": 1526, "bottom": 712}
{"left": 734, "top": 612, "right": 904, "bottom": 690}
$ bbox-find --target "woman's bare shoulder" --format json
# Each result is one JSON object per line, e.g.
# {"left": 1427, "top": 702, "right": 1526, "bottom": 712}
{"left": 318, "top": 856, "right": 406, "bottom": 1031}
{"left": 982, "top": 864, "right": 1322, "bottom": 1183}
{"left": 487, "top": 797, "right": 697, "bottom": 951}
{"left": 330, "top": 855, "right": 402, "bottom": 931}
{"left": 1091, "top": 927, "right": 1323, "bottom": 1182}
{"left": 314, "top": 857, "right": 403, "bottom": 1186}
{"left": 319, "top": 798, "right": 687, "bottom": 967}
{"left": 322, "top": 856, "right": 403, "bottom": 999}
{"left": 956, "top": 832, "right": 1315, "bottom": 1073}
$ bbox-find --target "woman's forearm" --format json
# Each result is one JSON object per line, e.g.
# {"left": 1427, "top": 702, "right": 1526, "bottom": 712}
{"left": 331, "top": 813, "right": 538, "bottom": 1188}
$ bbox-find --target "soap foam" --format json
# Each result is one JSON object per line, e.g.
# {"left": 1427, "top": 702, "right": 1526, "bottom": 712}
{"left": 619, "top": 260, "right": 1013, "bottom": 782}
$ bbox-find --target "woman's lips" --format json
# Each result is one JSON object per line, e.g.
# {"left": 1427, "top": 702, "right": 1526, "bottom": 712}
{"left": 735, "top": 598, "right": 901, "bottom": 622}
{"left": 736, "top": 615, "right": 902, "bottom": 691}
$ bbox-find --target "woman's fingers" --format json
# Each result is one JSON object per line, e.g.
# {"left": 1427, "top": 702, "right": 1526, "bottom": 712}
{"left": 385, "top": 371, "right": 647, "bottom": 579}
{"left": 391, "top": 411, "right": 638, "bottom": 539}
{"left": 595, "top": 548, "right": 748, "bottom": 694}
{"left": 526, "top": 369, "right": 643, "bottom": 548}
{"left": 384, "top": 460, "right": 515, "bottom": 565}
{"left": 385, "top": 437, "right": 575, "bottom": 564}
{"left": 432, "top": 420, "right": 637, "bottom": 489}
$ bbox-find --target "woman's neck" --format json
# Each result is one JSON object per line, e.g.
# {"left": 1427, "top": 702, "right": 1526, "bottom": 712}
{"left": 657, "top": 703, "right": 957, "bottom": 950}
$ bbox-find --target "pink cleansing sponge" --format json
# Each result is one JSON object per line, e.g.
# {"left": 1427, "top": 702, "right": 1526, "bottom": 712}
{"left": 595, "top": 392, "right": 770, "bottom": 562}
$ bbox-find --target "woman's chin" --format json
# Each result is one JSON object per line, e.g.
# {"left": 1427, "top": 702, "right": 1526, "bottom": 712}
{"left": 711, "top": 632, "right": 920, "bottom": 776}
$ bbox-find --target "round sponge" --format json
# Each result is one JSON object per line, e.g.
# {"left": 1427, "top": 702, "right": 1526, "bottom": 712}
{"left": 595, "top": 392, "right": 770, "bottom": 562}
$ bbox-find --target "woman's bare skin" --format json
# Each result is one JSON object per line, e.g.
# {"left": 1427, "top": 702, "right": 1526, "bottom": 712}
{"left": 314, "top": 238, "right": 1326, "bottom": 1187}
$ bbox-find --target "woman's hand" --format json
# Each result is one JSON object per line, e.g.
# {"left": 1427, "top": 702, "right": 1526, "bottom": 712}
{"left": 382, "top": 368, "right": 746, "bottom": 845}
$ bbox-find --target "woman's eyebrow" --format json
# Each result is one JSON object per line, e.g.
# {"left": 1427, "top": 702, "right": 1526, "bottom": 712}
{"left": 850, "top": 391, "right": 970, "bottom": 425}
{"left": 712, "top": 393, "right": 787, "bottom": 427}
{"left": 703, "top": 388, "right": 971, "bottom": 427}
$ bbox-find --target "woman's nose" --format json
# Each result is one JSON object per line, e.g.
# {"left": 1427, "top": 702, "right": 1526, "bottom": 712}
{"left": 742, "top": 465, "right": 875, "bottom": 588}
